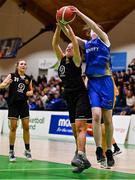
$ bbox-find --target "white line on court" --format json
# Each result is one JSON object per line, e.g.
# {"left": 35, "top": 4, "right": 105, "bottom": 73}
{"left": 0, "top": 167, "right": 72, "bottom": 172}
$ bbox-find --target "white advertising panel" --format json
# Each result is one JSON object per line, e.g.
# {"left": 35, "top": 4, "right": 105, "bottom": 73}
{"left": 2, "top": 110, "right": 132, "bottom": 145}
{"left": 113, "top": 115, "right": 131, "bottom": 144}
{"left": 2, "top": 111, "right": 51, "bottom": 137}
{"left": 127, "top": 115, "right": 135, "bottom": 145}
{"left": 0, "top": 110, "right": 6, "bottom": 133}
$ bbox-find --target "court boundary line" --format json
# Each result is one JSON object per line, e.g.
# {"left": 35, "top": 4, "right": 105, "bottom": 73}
{"left": 0, "top": 167, "right": 72, "bottom": 172}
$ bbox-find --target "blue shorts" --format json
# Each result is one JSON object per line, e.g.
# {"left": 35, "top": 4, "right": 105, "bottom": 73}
{"left": 87, "top": 76, "right": 115, "bottom": 109}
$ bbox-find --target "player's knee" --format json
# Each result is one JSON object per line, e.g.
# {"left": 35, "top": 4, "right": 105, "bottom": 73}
{"left": 23, "top": 126, "right": 29, "bottom": 132}
{"left": 93, "top": 114, "right": 100, "bottom": 124}
{"left": 104, "top": 119, "right": 112, "bottom": 127}
{"left": 10, "top": 126, "right": 17, "bottom": 132}
{"left": 76, "top": 124, "right": 87, "bottom": 133}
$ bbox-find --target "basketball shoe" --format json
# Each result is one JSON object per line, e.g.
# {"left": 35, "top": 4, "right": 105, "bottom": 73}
{"left": 113, "top": 148, "right": 122, "bottom": 156}
{"left": 24, "top": 150, "right": 32, "bottom": 161}
{"left": 72, "top": 154, "right": 91, "bottom": 173}
{"left": 96, "top": 147, "right": 105, "bottom": 163}
{"left": 71, "top": 150, "right": 78, "bottom": 166}
{"left": 106, "top": 149, "right": 115, "bottom": 167}
{"left": 9, "top": 150, "right": 16, "bottom": 162}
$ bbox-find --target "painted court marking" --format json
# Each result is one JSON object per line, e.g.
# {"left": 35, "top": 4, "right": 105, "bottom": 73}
{"left": 0, "top": 167, "right": 72, "bottom": 172}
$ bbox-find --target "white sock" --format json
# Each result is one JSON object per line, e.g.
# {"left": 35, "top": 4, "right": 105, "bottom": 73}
{"left": 78, "top": 151, "right": 85, "bottom": 155}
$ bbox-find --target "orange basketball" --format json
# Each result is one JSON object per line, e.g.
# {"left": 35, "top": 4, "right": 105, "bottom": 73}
{"left": 87, "top": 123, "right": 93, "bottom": 136}
{"left": 56, "top": 6, "right": 76, "bottom": 25}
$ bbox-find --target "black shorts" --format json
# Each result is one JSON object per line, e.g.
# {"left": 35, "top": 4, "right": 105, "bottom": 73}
{"left": 64, "top": 91, "right": 92, "bottom": 124}
{"left": 8, "top": 101, "right": 29, "bottom": 119}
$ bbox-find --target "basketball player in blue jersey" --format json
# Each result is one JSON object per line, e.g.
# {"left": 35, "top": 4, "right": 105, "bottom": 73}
{"left": 52, "top": 23, "right": 91, "bottom": 173}
{"left": 60, "top": 6, "right": 115, "bottom": 168}
{"left": 0, "top": 60, "right": 33, "bottom": 162}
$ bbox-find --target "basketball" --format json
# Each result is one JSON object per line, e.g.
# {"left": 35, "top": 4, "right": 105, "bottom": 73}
{"left": 87, "top": 123, "right": 93, "bottom": 136}
{"left": 56, "top": 6, "right": 76, "bottom": 25}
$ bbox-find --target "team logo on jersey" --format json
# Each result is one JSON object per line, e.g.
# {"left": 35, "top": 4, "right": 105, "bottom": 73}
{"left": 25, "top": 79, "right": 29, "bottom": 84}
{"left": 86, "top": 47, "right": 99, "bottom": 53}
{"left": 17, "top": 83, "right": 25, "bottom": 93}
{"left": 59, "top": 65, "right": 65, "bottom": 75}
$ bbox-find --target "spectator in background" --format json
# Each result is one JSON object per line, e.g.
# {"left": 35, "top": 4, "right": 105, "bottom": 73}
{"left": 40, "top": 91, "right": 48, "bottom": 109}
{"left": 128, "top": 103, "right": 135, "bottom": 115}
{"left": 128, "top": 58, "right": 135, "bottom": 71}
{"left": 121, "top": 70, "right": 129, "bottom": 82}
{"left": 29, "top": 97, "right": 38, "bottom": 110}
{"left": 0, "top": 94, "right": 8, "bottom": 109}
{"left": 35, "top": 97, "right": 44, "bottom": 110}
{"left": 120, "top": 89, "right": 135, "bottom": 115}
{"left": 46, "top": 91, "right": 67, "bottom": 111}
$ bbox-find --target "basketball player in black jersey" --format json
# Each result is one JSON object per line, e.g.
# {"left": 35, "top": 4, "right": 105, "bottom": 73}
{"left": 52, "top": 23, "right": 91, "bottom": 173}
{"left": 0, "top": 60, "right": 33, "bottom": 162}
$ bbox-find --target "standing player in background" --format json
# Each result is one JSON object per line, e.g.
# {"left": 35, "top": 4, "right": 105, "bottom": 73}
{"left": 52, "top": 23, "right": 91, "bottom": 173}
{"left": 62, "top": 6, "right": 115, "bottom": 168}
{"left": 0, "top": 60, "right": 33, "bottom": 162}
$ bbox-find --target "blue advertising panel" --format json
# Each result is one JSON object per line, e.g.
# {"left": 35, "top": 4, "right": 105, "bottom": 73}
{"left": 49, "top": 115, "right": 73, "bottom": 136}
{"left": 111, "top": 52, "right": 127, "bottom": 72}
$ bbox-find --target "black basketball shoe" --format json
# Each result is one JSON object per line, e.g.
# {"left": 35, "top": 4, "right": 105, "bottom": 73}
{"left": 105, "top": 149, "right": 115, "bottom": 167}
{"left": 72, "top": 154, "right": 91, "bottom": 173}
{"left": 71, "top": 150, "right": 78, "bottom": 166}
{"left": 96, "top": 147, "right": 105, "bottom": 163}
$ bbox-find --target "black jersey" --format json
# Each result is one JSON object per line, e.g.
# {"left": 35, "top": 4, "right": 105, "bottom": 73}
{"left": 8, "top": 72, "right": 32, "bottom": 105}
{"left": 58, "top": 56, "right": 86, "bottom": 93}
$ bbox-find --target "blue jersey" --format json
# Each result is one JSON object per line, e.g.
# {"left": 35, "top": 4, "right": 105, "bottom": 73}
{"left": 85, "top": 37, "right": 112, "bottom": 77}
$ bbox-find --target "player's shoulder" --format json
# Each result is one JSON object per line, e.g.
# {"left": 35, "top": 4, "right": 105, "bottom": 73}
{"left": 25, "top": 74, "right": 32, "bottom": 81}
{"left": 98, "top": 37, "right": 110, "bottom": 47}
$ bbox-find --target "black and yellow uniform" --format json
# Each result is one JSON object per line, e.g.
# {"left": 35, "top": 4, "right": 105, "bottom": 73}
{"left": 8, "top": 72, "right": 31, "bottom": 119}
{"left": 58, "top": 56, "right": 91, "bottom": 123}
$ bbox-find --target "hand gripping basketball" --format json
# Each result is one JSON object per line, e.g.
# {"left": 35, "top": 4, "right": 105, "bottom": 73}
{"left": 56, "top": 6, "right": 76, "bottom": 25}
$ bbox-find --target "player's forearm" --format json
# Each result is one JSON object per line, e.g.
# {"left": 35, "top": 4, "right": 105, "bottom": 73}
{"left": 60, "top": 24, "right": 71, "bottom": 40}
{"left": 0, "top": 82, "right": 7, "bottom": 89}
{"left": 0, "top": 83, "right": 4, "bottom": 89}
{"left": 52, "top": 25, "right": 61, "bottom": 46}
{"left": 76, "top": 9, "right": 109, "bottom": 45}
{"left": 76, "top": 10, "right": 96, "bottom": 30}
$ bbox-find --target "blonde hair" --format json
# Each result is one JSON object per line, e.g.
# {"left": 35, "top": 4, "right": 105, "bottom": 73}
{"left": 15, "top": 59, "right": 26, "bottom": 73}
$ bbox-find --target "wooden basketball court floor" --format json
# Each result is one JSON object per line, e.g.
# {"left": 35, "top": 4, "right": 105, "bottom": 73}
{"left": 0, "top": 134, "right": 135, "bottom": 179}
